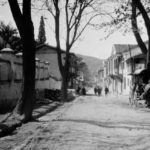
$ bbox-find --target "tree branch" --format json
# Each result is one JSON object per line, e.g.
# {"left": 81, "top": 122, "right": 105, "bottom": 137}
{"left": 68, "top": 0, "right": 78, "bottom": 26}
{"left": 131, "top": 0, "right": 147, "bottom": 54}
{"left": 134, "top": 0, "right": 150, "bottom": 35}
{"left": 65, "top": 0, "right": 70, "bottom": 49}
{"left": 71, "top": 14, "right": 99, "bottom": 47}
{"left": 46, "top": 0, "right": 55, "bottom": 18}
{"left": 69, "top": 2, "right": 84, "bottom": 31}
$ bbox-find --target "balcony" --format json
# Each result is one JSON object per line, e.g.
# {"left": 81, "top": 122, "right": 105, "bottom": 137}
{"left": 108, "top": 73, "right": 123, "bottom": 81}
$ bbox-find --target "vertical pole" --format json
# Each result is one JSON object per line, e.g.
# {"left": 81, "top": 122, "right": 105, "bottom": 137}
{"left": 128, "top": 45, "right": 133, "bottom": 74}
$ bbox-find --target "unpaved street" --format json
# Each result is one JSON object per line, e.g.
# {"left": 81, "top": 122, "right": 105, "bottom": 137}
{"left": 1, "top": 91, "right": 150, "bottom": 150}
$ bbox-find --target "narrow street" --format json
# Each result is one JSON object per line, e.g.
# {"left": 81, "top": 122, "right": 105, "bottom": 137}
{"left": 1, "top": 90, "right": 150, "bottom": 150}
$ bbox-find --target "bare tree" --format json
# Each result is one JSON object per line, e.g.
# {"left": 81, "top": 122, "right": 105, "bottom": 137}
{"left": 44, "top": 0, "right": 102, "bottom": 101}
{"left": 8, "top": 0, "right": 36, "bottom": 122}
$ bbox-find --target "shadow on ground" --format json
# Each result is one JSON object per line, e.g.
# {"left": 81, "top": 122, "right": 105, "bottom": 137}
{"left": 0, "top": 93, "right": 77, "bottom": 138}
{"left": 54, "top": 118, "right": 150, "bottom": 131}
{"left": 0, "top": 101, "right": 61, "bottom": 138}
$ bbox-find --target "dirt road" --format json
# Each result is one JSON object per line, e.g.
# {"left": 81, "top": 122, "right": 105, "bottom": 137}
{"left": 1, "top": 91, "right": 150, "bottom": 150}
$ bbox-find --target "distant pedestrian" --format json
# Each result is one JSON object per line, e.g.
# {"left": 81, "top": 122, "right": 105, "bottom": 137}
{"left": 94, "top": 86, "right": 98, "bottom": 95}
{"left": 81, "top": 86, "right": 86, "bottom": 95}
{"left": 97, "top": 86, "right": 102, "bottom": 96}
{"left": 76, "top": 85, "right": 81, "bottom": 94}
{"left": 105, "top": 87, "right": 109, "bottom": 96}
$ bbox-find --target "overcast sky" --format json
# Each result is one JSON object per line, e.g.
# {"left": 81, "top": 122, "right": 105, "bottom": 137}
{"left": 0, "top": 3, "right": 147, "bottom": 59}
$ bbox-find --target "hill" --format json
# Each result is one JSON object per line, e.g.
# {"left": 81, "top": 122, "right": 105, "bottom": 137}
{"left": 76, "top": 54, "right": 104, "bottom": 76}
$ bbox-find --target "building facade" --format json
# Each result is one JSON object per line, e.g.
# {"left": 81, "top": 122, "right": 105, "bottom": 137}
{"left": 99, "top": 43, "right": 146, "bottom": 95}
{"left": 36, "top": 44, "right": 77, "bottom": 89}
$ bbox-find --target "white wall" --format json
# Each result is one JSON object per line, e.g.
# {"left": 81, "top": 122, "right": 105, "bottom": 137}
{"left": 0, "top": 49, "right": 61, "bottom": 109}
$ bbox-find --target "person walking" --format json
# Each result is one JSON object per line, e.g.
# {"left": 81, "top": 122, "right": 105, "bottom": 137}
{"left": 97, "top": 86, "right": 102, "bottom": 96}
{"left": 76, "top": 85, "right": 81, "bottom": 94}
{"left": 105, "top": 86, "right": 109, "bottom": 96}
{"left": 94, "top": 86, "right": 98, "bottom": 95}
{"left": 81, "top": 86, "right": 86, "bottom": 95}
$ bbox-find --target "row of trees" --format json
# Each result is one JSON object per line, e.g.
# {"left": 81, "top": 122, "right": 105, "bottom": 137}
{"left": 4, "top": 0, "right": 102, "bottom": 122}
{"left": 4, "top": 0, "right": 150, "bottom": 122}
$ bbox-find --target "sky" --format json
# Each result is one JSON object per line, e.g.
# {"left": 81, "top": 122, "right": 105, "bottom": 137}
{"left": 0, "top": 3, "right": 148, "bottom": 60}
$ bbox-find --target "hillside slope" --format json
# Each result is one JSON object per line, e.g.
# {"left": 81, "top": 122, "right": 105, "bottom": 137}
{"left": 76, "top": 54, "right": 104, "bottom": 76}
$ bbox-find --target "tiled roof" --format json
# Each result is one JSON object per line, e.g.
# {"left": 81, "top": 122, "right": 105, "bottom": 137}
{"left": 36, "top": 44, "right": 65, "bottom": 53}
{"left": 112, "top": 40, "right": 148, "bottom": 56}
{"left": 112, "top": 44, "right": 137, "bottom": 55}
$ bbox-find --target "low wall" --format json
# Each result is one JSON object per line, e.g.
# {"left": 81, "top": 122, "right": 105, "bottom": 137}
{"left": 0, "top": 48, "right": 61, "bottom": 110}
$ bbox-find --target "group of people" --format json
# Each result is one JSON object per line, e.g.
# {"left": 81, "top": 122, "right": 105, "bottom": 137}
{"left": 76, "top": 85, "right": 86, "bottom": 95}
{"left": 76, "top": 84, "right": 109, "bottom": 96}
{"left": 94, "top": 86, "right": 109, "bottom": 96}
{"left": 94, "top": 86, "right": 102, "bottom": 96}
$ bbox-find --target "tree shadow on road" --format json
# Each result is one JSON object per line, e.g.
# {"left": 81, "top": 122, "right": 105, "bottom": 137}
{"left": 54, "top": 118, "right": 150, "bottom": 131}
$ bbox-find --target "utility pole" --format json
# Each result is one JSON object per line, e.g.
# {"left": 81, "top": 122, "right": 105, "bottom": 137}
{"left": 128, "top": 44, "right": 134, "bottom": 74}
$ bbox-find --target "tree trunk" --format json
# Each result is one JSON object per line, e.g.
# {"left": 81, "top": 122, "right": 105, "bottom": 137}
{"left": 61, "top": 73, "right": 68, "bottom": 102}
{"left": 8, "top": 0, "right": 36, "bottom": 122}
{"left": 131, "top": 0, "right": 147, "bottom": 55}
{"left": 133, "top": 0, "right": 150, "bottom": 69}
{"left": 147, "top": 40, "right": 150, "bottom": 69}
{"left": 16, "top": 21, "right": 36, "bottom": 122}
